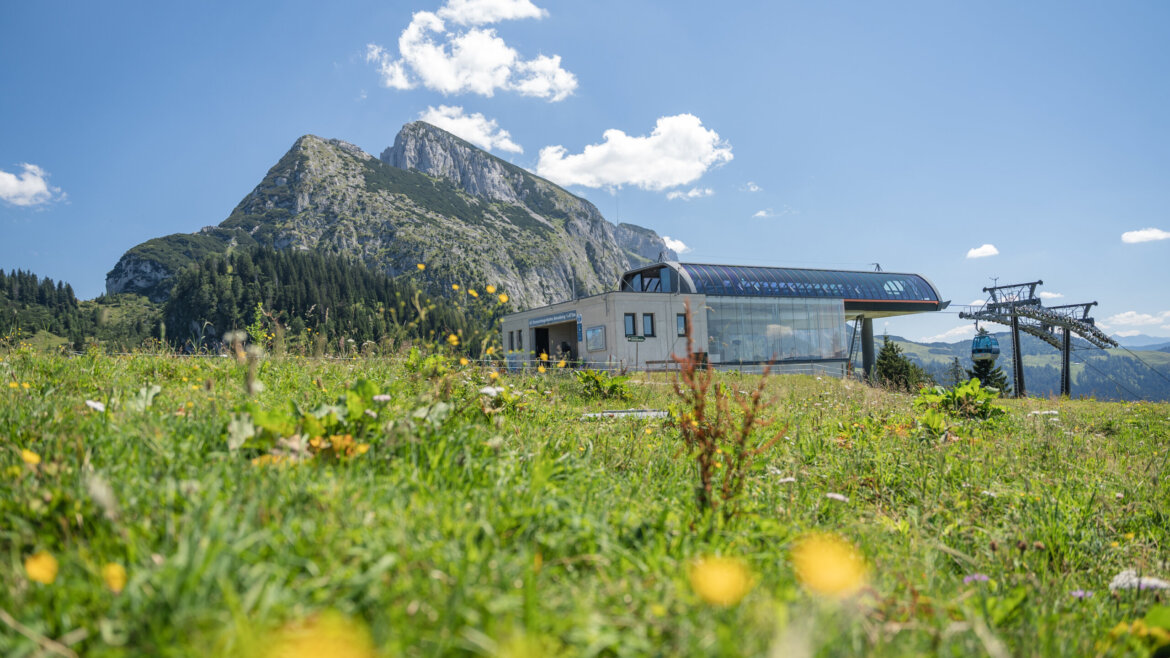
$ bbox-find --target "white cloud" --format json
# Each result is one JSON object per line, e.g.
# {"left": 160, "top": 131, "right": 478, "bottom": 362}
{"left": 966, "top": 244, "right": 999, "bottom": 259}
{"left": 752, "top": 205, "right": 797, "bottom": 219}
{"left": 0, "top": 163, "right": 61, "bottom": 207}
{"left": 437, "top": 0, "right": 546, "bottom": 25}
{"left": 1102, "top": 310, "right": 1170, "bottom": 328}
{"left": 365, "top": 1, "right": 576, "bottom": 102}
{"left": 1038, "top": 291, "right": 1064, "bottom": 300}
{"left": 919, "top": 325, "right": 976, "bottom": 343}
{"left": 534, "top": 114, "right": 732, "bottom": 191}
{"left": 661, "top": 235, "right": 691, "bottom": 254}
{"left": 742, "top": 181, "right": 761, "bottom": 192}
{"left": 418, "top": 105, "right": 522, "bottom": 153}
{"left": 1121, "top": 227, "right": 1170, "bottom": 244}
{"left": 967, "top": 299, "right": 987, "bottom": 307}
{"left": 1114, "top": 330, "right": 1142, "bottom": 337}
{"left": 666, "top": 187, "right": 713, "bottom": 201}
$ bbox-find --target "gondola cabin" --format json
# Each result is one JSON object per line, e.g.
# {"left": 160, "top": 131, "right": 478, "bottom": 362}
{"left": 971, "top": 333, "right": 1000, "bottom": 362}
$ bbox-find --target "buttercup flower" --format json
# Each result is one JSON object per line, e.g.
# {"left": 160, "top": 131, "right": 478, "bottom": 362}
{"left": 485, "top": 285, "right": 496, "bottom": 294}
{"left": 791, "top": 532, "right": 868, "bottom": 598}
{"left": 21, "top": 449, "right": 41, "bottom": 466}
{"left": 103, "top": 563, "right": 127, "bottom": 593}
{"left": 416, "top": 263, "right": 426, "bottom": 271}
{"left": 25, "top": 551, "right": 58, "bottom": 585}
{"left": 688, "top": 556, "right": 754, "bottom": 606}
{"left": 498, "top": 293, "right": 509, "bottom": 304}
{"left": 447, "top": 334, "right": 460, "bottom": 347}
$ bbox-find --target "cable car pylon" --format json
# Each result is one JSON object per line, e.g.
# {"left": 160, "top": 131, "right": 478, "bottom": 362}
{"left": 959, "top": 281, "right": 1117, "bottom": 398}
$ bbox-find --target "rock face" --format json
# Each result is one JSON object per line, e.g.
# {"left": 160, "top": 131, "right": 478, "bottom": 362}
{"left": 107, "top": 122, "right": 677, "bottom": 309}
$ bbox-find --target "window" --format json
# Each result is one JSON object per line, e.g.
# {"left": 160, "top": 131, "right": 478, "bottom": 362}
{"left": 586, "top": 325, "right": 606, "bottom": 352}
{"left": 624, "top": 313, "right": 636, "bottom": 337}
{"left": 517, "top": 330, "right": 522, "bottom": 351}
{"left": 642, "top": 313, "right": 655, "bottom": 337}
{"left": 676, "top": 313, "right": 688, "bottom": 336}
{"left": 508, "top": 331, "right": 514, "bottom": 351}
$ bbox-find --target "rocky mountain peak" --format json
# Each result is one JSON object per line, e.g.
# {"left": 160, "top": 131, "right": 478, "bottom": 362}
{"left": 382, "top": 121, "right": 527, "bottom": 204}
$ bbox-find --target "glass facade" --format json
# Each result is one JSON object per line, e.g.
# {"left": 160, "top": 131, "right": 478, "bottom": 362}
{"left": 705, "top": 297, "right": 846, "bottom": 364}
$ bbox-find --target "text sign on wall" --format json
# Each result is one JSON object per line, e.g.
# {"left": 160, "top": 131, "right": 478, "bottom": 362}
{"left": 528, "top": 310, "right": 580, "bottom": 327}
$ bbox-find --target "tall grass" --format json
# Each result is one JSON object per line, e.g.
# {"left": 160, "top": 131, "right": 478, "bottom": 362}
{"left": 2, "top": 345, "right": 1168, "bottom": 656}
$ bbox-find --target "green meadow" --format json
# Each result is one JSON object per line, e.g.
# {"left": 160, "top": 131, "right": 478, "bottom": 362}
{"left": 3, "top": 345, "right": 1169, "bottom": 656}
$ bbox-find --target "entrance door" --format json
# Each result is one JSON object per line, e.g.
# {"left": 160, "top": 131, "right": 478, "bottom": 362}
{"left": 534, "top": 327, "right": 550, "bottom": 362}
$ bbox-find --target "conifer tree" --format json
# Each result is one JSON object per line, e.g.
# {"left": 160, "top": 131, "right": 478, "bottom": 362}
{"left": 967, "top": 358, "right": 1011, "bottom": 395}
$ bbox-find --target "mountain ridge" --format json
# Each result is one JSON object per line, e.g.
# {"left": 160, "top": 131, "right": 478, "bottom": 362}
{"left": 106, "top": 124, "right": 676, "bottom": 308}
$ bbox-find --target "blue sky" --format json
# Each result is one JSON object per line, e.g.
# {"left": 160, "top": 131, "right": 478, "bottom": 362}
{"left": 3, "top": 1, "right": 1169, "bottom": 342}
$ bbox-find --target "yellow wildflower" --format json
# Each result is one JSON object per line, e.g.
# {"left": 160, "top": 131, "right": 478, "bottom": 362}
{"left": 486, "top": 346, "right": 496, "bottom": 355}
{"left": 447, "top": 334, "right": 460, "bottom": 347}
{"left": 460, "top": 357, "right": 470, "bottom": 366}
{"left": 103, "top": 563, "right": 127, "bottom": 593}
{"left": 1124, "top": 532, "right": 1135, "bottom": 540}
{"left": 645, "top": 428, "right": 653, "bottom": 434}
{"left": 538, "top": 365, "right": 546, "bottom": 373}
{"left": 485, "top": 285, "right": 496, "bottom": 294}
{"left": 260, "top": 611, "right": 376, "bottom": 658}
{"left": 489, "top": 371, "right": 499, "bottom": 380}
{"left": 21, "top": 382, "right": 30, "bottom": 389}
{"left": 25, "top": 551, "right": 58, "bottom": 585}
{"left": 7, "top": 381, "right": 17, "bottom": 389}
{"left": 356, "top": 444, "right": 370, "bottom": 455}
{"left": 791, "top": 532, "right": 868, "bottom": 598}
{"left": 452, "top": 284, "right": 460, "bottom": 291}
{"left": 688, "top": 556, "right": 754, "bottom": 606}
{"left": 468, "top": 289, "right": 478, "bottom": 298}
{"left": 557, "top": 360, "right": 566, "bottom": 368}
{"left": 416, "top": 263, "right": 426, "bottom": 271}
{"left": 540, "top": 352, "right": 549, "bottom": 361}
{"left": 21, "top": 449, "right": 41, "bottom": 465}
{"left": 498, "top": 293, "right": 509, "bottom": 304}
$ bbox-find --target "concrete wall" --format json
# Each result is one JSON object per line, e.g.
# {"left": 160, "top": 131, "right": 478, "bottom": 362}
{"left": 501, "top": 292, "right": 708, "bottom": 370}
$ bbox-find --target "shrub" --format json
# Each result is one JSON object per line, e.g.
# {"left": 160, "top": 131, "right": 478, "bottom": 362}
{"left": 575, "top": 369, "right": 631, "bottom": 401}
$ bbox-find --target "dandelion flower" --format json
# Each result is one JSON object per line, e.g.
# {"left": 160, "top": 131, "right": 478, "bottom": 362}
{"left": 21, "top": 449, "right": 41, "bottom": 466}
{"left": 688, "top": 556, "right": 754, "bottom": 606}
{"left": 452, "top": 284, "right": 460, "bottom": 291}
{"left": 489, "top": 371, "right": 499, "bottom": 380}
{"left": 103, "top": 563, "right": 127, "bottom": 593}
{"left": 538, "top": 365, "right": 546, "bottom": 373}
{"left": 417, "top": 263, "right": 426, "bottom": 271}
{"left": 540, "top": 352, "right": 549, "bottom": 361}
{"left": 486, "top": 346, "right": 496, "bottom": 355}
{"left": 468, "top": 289, "right": 478, "bottom": 298}
{"left": 557, "top": 360, "right": 566, "bottom": 368}
{"left": 486, "top": 285, "right": 496, "bottom": 294}
{"left": 7, "top": 381, "right": 17, "bottom": 389}
{"left": 25, "top": 551, "right": 58, "bottom": 585}
{"left": 498, "top": 293, "right": 509, "bottom": 304}
{"left": 22, "top": 382, "right": 31, "bottom": 389}
{"left": 447, "top": 334, "right": 460, "bottom": 347}
{"left": 261, "top": 611, "right": 376, "bottom": 658}
{"left": 460, "top": 357, "right": 470, "bottom": 366}
{"left": 791, "top": 532, "right": 868, "bottom": 598}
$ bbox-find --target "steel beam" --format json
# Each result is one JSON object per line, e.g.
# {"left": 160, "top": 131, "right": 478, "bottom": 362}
{"left": 862, "top": 318, "right": 875, "bottom": 382}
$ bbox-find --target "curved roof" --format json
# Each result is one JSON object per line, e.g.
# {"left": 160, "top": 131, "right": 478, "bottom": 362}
{"left": 618, "top": 262, "right": 946, "bottom": 316}
{"left": 674, "top": 263, "right": 941, "bottom": 301}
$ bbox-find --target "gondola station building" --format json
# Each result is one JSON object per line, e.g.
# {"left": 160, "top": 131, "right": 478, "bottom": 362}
{"left": 500, "top": 262, "right": 949, "bottom": 377}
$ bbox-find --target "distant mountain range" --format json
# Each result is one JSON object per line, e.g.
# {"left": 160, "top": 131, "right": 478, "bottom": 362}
{"left": 1109, "top": 333, "right": 1170, "bottom": 350}
{"left": 106, "top": 122, "right": 676, "bottom": 309}
{"left": 882, "top": 331, "right": 1170, "bottom": 401}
